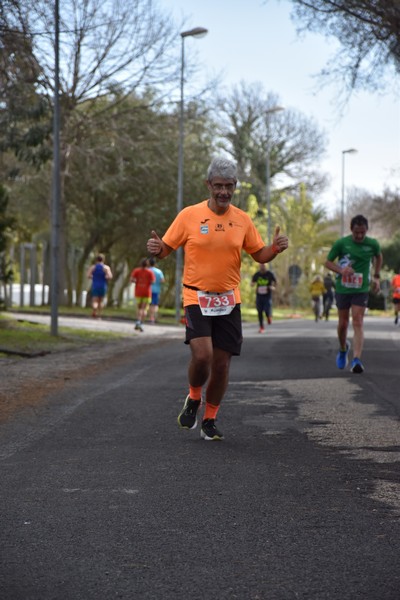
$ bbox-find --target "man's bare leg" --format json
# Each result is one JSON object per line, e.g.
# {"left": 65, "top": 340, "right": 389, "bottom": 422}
{"left": 337, "top": 308, "right": 350, "bottom": 349}
{"left": 351, "top": 304, "right": 366, "bottom": 359}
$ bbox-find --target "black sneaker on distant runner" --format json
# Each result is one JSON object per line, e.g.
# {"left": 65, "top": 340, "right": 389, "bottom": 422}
{"left": 200, "top": 418, "right": 224, "bottom": 441}
{"left": 350, "top": 357, "right": 364, "bottom": 374}
{"left": 177, "top": 395, "right": 201, "bottom": 430}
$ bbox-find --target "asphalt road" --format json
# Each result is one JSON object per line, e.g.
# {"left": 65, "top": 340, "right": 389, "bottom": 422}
{"left": 1, "top": 315, "right": 399, "bottom": 599}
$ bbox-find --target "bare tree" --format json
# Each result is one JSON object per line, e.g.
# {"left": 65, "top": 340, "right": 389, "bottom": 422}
{"left": 216, "top": 82, "right": 329, "bottom": 209}
{"left": 339, "top": 185, "right": 400, "bottom": 242}
{"left": 1, "top": 0, "right": 179, "bottom": 102}
{"left": 283, "top": 0, "right": 400, "bottom": 95}
{"left": 372, "top": 187, "right": 400, "bottom": 237}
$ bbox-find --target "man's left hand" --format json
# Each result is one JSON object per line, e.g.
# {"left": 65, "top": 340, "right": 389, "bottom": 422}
{"left": 272, "top": 226, "right": 289, "bottom": 253}
{"left": 372, "top": 277, "right": 381, "bottom": 293}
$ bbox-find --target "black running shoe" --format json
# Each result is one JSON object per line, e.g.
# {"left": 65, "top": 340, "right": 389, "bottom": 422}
{"left": 200, "top": 418, "right": 224, "bottom": 441}
{"left": 350, "top": 357, "right": 364, "bottom": 374}
{"left": 177, "top": 395, "right": 201, "bottom": 429}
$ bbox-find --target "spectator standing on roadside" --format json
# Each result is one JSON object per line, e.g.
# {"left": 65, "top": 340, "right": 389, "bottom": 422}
{"left": 322, "top": 273, "right": 336, "bottom": 321}
{"left": 130, "top": 258, "right": 155, "bottom": 332}
{"left": 251, "top": 263, "right": 277, "bottom": 332}
{"left": 87, "top": 254, "right": 113, "bottom": 319}
{"left": 146, "top": 156, "right": 288, "bottom": 441}
{"left": 391, "top": 269, "right": 400, "bottom": 325}
{"left": 148, "top": 257, "right": 165, "bottom": 324}
{"left": 309, "top": 275, "right": 326, "bottom": 322}
{"left": 325, "top": 214, "right": 382, "bottom": 374}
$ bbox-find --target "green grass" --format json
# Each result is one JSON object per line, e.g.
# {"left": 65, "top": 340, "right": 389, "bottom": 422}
{"left": 0, "top": 313, "right": 125, "bottom": 357}
{"left": 6, "top": 303, "right": 391, "bottom": 323}
{"left": 7, "top": 305, "right": 311, "bottom": 326}
{"left": 1, "top": 302, "right": 391, "bottom": 357}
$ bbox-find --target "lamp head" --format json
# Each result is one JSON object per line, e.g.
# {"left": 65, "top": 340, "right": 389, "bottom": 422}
{"left": 342, "top": 148, "right": 357, "bottom": 155}
{"left": 181, "top": 27, "right": 208, "bottom": 39}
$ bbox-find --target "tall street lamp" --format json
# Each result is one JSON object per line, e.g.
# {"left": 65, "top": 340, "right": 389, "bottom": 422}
{"left": 340, "top": 148, "right": 357, "bottom": 237}
{"left": 175, "top": 26, "right": 208, "bottom": 322}
{"left": 51, "top": 0, "right": 61, "bottom": 336}
{"left": 265, "top": 106, "right": 284, "bottom": 245}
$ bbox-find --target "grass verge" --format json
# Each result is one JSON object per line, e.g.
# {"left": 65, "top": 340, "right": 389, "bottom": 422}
{"left": 1, "top": 304, "right": 391, "bottom": 357}
{"left": 0, "top": 313, "right": 125, "bottom": 357}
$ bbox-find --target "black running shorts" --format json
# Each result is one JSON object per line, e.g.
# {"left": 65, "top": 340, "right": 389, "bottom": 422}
{"left": 184, "top": 304, "right": 243, "bottom": 356}
{"left": 335, "top": 292, "right": 369, "bottom": 310}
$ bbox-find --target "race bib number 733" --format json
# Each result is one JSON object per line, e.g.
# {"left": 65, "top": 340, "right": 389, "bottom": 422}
{"left": 197, "top": 290, "right": 236, "bottom": 316}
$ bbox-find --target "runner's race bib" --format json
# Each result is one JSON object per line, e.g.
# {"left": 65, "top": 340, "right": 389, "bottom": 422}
{"left": 342, "top": 273, "right": 363, "bottom": 289}
{"left": 257, "top": 285, "right": 268, "bottom": 295}
{"left": 197, "top": 290, "right": 236, "bottom": 316}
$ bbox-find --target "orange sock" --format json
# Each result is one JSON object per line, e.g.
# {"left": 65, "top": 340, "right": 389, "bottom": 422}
{"left": 204, "top": 402, "right": 219, "bottom": 420}
{"left": 189, "top": 385, "right": 202, "bottom": 401}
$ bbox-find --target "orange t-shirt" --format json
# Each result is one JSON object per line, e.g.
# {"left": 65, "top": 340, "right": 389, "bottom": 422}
{"left": 162, "top": 200, "right": 265, "bottom": 306}
{"left": 392, "top": 274, "right": 400, "bottom": 299}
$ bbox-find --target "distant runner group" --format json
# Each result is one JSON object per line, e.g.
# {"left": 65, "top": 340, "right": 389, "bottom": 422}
{"left": 90, "top": 156, "right": 389, "bottom": 441}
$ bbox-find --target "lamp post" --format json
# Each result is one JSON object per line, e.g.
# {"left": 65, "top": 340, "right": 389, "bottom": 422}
{"left": 175, "top": 26, "right": 208, "bottom": 322}
{"left": 265, "top": 106, "right": 284, "bottom": 245}
{"left": 51, "top": 0, "right": 61, "bottom": 336}
{"left": 340, "top": 148, "right": 357, "bottom": 237}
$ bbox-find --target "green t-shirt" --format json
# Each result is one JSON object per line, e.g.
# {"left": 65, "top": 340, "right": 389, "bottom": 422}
{"left": 326, "top": 235, "right": 381, "bottom": 294}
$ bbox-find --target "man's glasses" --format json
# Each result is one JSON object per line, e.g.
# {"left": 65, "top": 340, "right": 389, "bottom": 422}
{"left": 209, "top": 182, "right": 236, "bottom": 192}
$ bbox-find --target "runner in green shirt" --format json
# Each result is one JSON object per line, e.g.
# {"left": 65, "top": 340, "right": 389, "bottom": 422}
{"left": 325, "top": 214, "right": 382, "bottom": 374}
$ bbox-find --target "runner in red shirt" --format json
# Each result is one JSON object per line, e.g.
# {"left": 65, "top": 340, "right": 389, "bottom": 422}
{"left": 130, "top": 258, "right": 155, "bottom": 332}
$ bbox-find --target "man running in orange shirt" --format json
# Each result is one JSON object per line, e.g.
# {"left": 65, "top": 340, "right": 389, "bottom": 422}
{"left": 147, "top": 157, "right": 288, "bottom": 440}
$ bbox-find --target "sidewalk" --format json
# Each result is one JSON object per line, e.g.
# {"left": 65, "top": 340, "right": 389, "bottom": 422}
{"left": 7, "top": 311, "right": 184, "bottom": 338}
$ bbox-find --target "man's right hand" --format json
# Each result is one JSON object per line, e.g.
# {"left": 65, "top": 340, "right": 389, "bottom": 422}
{"left": 147, "top": 230, "right": 163, "bottom": 256}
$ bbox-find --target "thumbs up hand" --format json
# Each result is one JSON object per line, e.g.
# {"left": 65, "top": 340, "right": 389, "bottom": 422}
{"left": 272, "top": 225, "right": 289, "bottom": 254}
{"left": 147, "top": 230, "right": 163, "bottom": 257}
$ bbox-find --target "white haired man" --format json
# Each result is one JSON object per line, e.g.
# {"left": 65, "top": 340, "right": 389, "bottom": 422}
{"left": 147, "top": 157, "right": 289, "bottom": 440}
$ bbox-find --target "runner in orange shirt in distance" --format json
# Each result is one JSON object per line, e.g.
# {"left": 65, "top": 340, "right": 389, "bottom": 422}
{"left": 391, "top": 270, "right": 400, "bottom": 325}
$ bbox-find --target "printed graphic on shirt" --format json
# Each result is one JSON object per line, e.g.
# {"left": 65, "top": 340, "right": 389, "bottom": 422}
{"left": 338, "top": 255, "right": 353, "bottom": 269}
{"left": 252, "top": 271, "right": 276, "bottom": 296}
